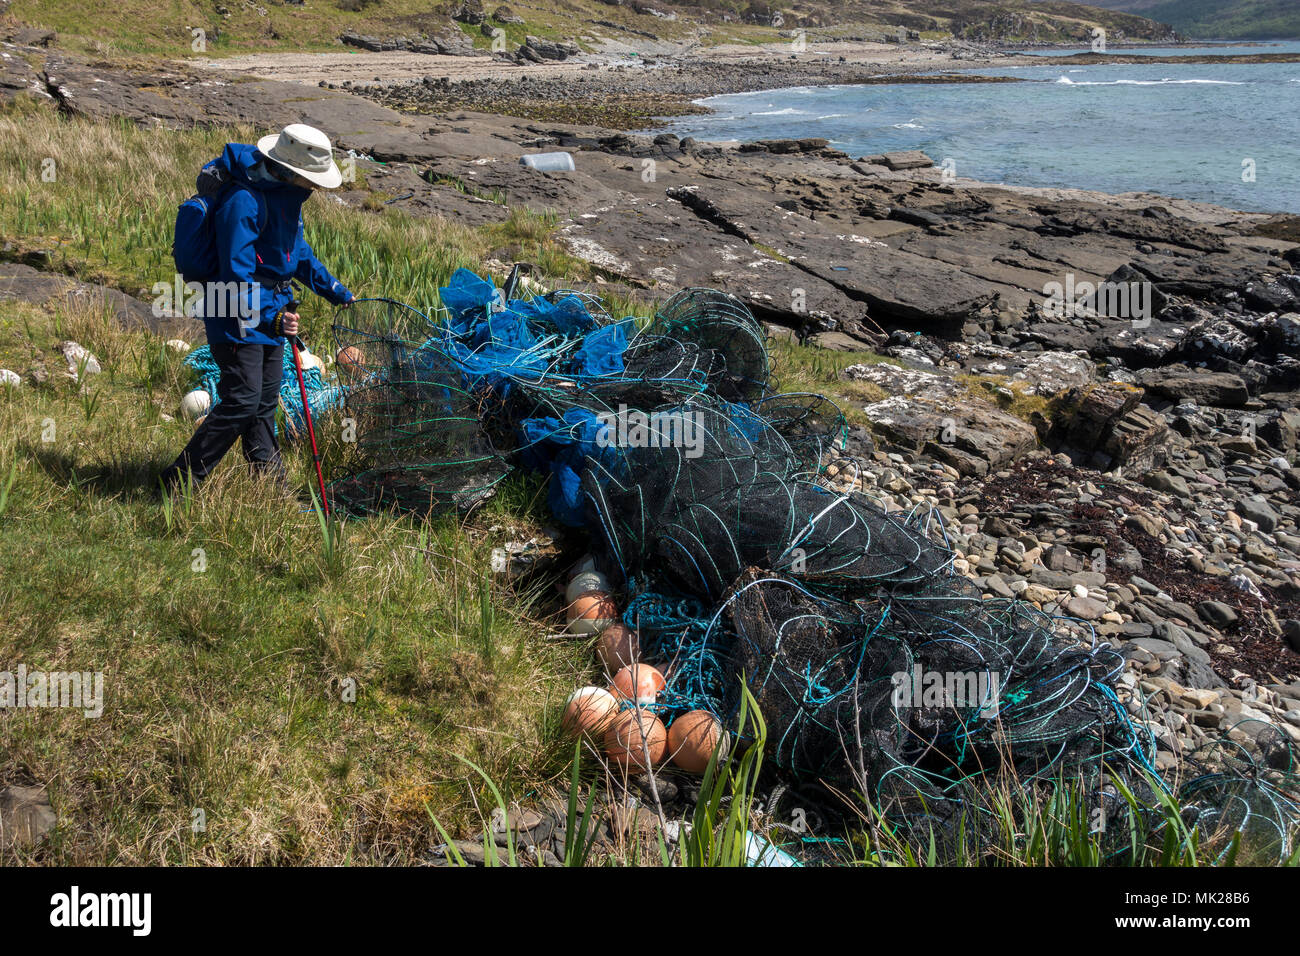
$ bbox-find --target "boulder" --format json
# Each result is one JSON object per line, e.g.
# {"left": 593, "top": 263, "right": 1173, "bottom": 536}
{"left": 1059, "top": 382, "right": 1143, "bottom": 450}
{"left": 453, "top": 0, "right": 487, "bottom": 24}
{"left": 863, "top": 394, "right": 1037, "bottom": 476}
{"left": 13, "top": 28, "right": 57, "bottom": 47}
{"left": 1284, "top": 620, "right": 1300, "bottom": 654}
{"left": 1102, "top": 405, "right": 1168, "bottom": 472}
{"left": 1145, "top": 471, "right": 1190, "bottom": 497}
{"left": 1136, "top": 366, "right": 1250, "bottom": 408}
{"left": 1196, "top": 601, "right": 1238, "bottom": 628}
{"left": 1012, "top": 350, "right": 1095, "bottom": 396}
{"left": 1237, "top": 495, "right": 1279, "bottom": 533}
{"left": 521, "top": 36, "right": 579, "bottom": 61}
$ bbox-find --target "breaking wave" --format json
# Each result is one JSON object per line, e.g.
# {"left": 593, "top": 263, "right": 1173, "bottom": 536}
{"left": 1055, "top": 76, "right": 1246, "bottom": 86}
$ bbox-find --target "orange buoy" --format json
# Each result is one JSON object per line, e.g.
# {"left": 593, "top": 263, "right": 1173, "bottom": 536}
{"left": 336, "top": 345, "right": 366, "bottom": 379}
{"left": 604, "top": 710, "right": 667, "bottom": 771}
{"left": 566, "top": 590, "right": 618, "bottom": 636}
{"left": 596, "top": 623, "right": 640, "bottom": 672}
{"left": 609, "top": 663, "right": 664, "bottom": 706}
{"left": 561, "top": 686, "right": 619, "bottom": 739}
{"left": 667, "top": 710, "right": 729, "bottom": 774}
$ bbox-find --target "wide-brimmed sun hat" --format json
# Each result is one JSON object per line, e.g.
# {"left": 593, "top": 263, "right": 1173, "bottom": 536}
{"left": 256, "top": 124, "right": 343, "bottom": 189}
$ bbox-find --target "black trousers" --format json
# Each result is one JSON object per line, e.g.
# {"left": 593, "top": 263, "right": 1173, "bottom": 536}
{"left": 163, "top": 341, "right": 286, "bottom": 487}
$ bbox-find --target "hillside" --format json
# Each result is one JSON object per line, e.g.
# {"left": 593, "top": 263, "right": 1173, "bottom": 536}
{"left": 868, "top": 0, "right": 1177, "bottom": 42}
{"left": 1, "top": 0, "right": 1177, "bottom": 56}
{"left": 1078, "top": 0, "right": 1300, "bottom": 39}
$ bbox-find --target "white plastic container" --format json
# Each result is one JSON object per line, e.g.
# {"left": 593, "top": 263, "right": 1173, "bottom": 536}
{"left": 566, "top": 571, "right": 610, "bottom": 605}
{"left": 520, "top": 151, "right": 575, "bottom": 172}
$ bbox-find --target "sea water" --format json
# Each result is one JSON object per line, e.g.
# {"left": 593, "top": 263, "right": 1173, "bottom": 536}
{"left": 648, "top": 43, "right": 1300, "bottom": 213}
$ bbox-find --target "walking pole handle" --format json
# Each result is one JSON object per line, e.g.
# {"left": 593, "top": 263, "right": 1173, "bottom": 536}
{"left": 286, "top": 300, "right": 330, "bottom": 517}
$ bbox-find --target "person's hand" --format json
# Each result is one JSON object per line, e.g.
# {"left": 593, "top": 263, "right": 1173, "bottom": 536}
{"left": 281, "top": 311, "right": 300, "bottom": 337}
{"left": 342, "top": 294, "right": 356, "bottom": 308}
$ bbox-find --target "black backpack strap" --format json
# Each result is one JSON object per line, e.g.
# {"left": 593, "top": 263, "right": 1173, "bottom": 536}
{"left": 197, "top": 161, "right": 267, "bottom": 232}
{"left": 196, "top": 163, "right": 230, "bottom": 195}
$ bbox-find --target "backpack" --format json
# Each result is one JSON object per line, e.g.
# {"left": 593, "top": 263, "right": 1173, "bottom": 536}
{"left": 171, "top": 163, "right": 265, "bottom": 283}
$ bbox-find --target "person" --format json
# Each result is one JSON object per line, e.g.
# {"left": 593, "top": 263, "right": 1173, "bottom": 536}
{"left": 161, "top": 124, "right": 355, "bottom": 493}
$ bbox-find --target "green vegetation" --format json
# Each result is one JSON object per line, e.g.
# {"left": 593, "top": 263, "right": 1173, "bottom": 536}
{"left": 1137, "top": 0, "right": 1300, "bottom": 41}
{"left": 1086, "top": 0, "right": 1299, "bottom": 41}
{"left": 6, "top": 0, "right": 690, "bottom": 57}
{"left": 0, "top": 290, "right": 595, "bottom": 863}
{"left": 5, "top": 0, "right": 1177, "bottom": 58}
{"left": 0, "top": 104, "right": 599, "bottom": 864}
{"left": 769, "top": 339, "right": 895, "bottom": 425}
{"left": 432, "top": 706, "right": 1299, "bottom": 866}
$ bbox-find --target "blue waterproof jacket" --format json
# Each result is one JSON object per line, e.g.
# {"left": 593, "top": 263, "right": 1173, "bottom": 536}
{"left": 204, "top": 143, "right": 352, "bottom": 345}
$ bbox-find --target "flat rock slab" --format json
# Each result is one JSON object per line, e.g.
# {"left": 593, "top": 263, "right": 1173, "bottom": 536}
{"left": 842, "top": 362, "right": 965, "bottom": 401}
{"left": 1135, "top": 366, "right": 1250, "bottom": 408}
{"left": 668, "top": 181, "right": 995, "bottom": 325}
{"left": 0, "top": 263, "right": 199, "bottom": 339}
{"left": 1014, "top": 351, "right": 1097, "bottom": 396}
{"left": 0, "top": 45, "right": 54, "bottom": 105}
{"left": 559, "top": 194, "right": 868, "bottom": 329}
{"left": 862, "top": 393, "right": 1038, "bottom": 476}
{"left": 343, "top": 161, "right": 512, "bottom": 226}
{"left": 868, "top": 151, "right": 934, "bottom": 171}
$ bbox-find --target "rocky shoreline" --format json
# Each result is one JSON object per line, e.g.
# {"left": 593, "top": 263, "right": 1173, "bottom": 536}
{"left": 345, "top": 43, "right": 1300, "bottom": 128}
{"left": 354, "top": 45, "right": 1030, "bottom": 126}
{"left": 3, "top": 38, "right": 1299, "bottom": 790}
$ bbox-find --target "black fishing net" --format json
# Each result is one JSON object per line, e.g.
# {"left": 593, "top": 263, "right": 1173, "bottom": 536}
{"left": 328, "top": 298, "right": 509, "bottom": 516}
{"left": 316, "top": 274, "right": 1298, "bottom": 863}
{"left": 647, "top": 288, "right": 771, "bottom": 402}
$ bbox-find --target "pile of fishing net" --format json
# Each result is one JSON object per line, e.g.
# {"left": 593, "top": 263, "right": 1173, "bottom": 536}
{"left": 323, "top": 271, "right": 1300, "bottom": 862}
{"left": 181, "top": 342, "right": 341, "bottom": 435}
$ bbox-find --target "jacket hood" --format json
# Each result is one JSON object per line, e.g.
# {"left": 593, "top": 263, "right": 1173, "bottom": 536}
{"left": 214, "top": 142, "right": 310, "bottom": 200}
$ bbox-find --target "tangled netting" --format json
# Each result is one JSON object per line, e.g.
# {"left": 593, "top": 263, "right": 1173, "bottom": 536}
{"left": 183, "top": 342, "right": 341, "bottom": 435}
{"left": 326, "top": 272, "right": 1300, "bottom": 862}
{"left": 329, "top": 298, "right": 507, "bottom": 515}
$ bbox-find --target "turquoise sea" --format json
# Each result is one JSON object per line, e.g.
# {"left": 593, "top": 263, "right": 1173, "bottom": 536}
{"left": 648, "top": 42, "right": 1300, "bottom": 213}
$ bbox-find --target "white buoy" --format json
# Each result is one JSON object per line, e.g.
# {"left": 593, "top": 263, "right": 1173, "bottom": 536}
{"left": 565, "top": 570, "right": 610, "bottom": 605}
{"left": 567, "top": 554, "right": 598, "bottom": 581}
{"left": 179, "top": 389, "right": 211, "bottom": 421}
{"left": 298, "top": 350, "right": 324, "bottom": 373}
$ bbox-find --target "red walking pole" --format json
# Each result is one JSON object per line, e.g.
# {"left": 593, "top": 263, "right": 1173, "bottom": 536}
{"left": 286, "top": 300, "right": 330, "bottom": 517}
